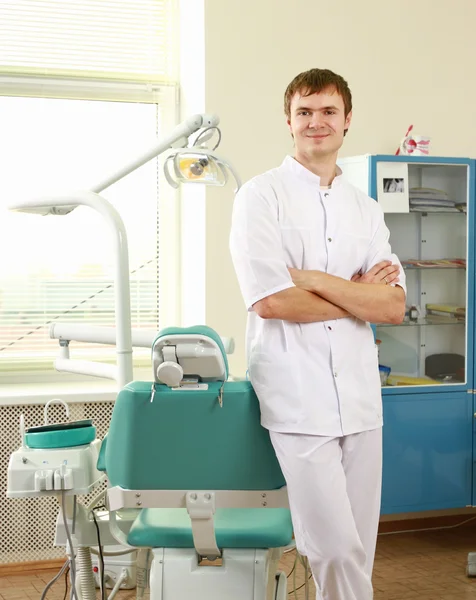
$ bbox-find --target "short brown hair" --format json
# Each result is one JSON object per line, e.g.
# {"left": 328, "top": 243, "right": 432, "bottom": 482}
{"left": 284, "top": 68, "right": 352, "bottom": 119}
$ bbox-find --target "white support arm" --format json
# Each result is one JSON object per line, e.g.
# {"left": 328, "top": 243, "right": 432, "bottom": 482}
{"left": 107, "top": 486, "right": 289, "bottom": 512}
{"left": 186, "top": 492, "right": 220, "bottom": 558}
{"left": 108, "top": 510, "right": 135, "bottom": 549}
{"left": 10, "top": 190, "right": 133, "bottom": 388}
{"left": 50, "top": 322, "right": 236, "bottom": 354}
{"left": 50, "top": 323, "right": 156, "bottom": 348}
{"left": 55, "top": 359, "right": 118, "bottom": 381}
{"left": 90, "top": 114, "right": 219, "bottom": 194}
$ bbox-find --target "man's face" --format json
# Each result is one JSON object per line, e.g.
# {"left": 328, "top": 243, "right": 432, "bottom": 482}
{"left": 287, "top": 86, "right": 352, "bottom": 159}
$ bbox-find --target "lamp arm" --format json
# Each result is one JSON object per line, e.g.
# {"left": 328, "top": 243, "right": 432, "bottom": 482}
{"left": 9, "top": 190, "right": 134, "bottom": 387}
{"left": 90, "top": 114, "right": 219, "bottom": 194}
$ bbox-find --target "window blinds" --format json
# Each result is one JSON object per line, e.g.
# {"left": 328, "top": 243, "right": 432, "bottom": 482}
{"left": 0, "top": 0, "right": 177, "bottom": 83}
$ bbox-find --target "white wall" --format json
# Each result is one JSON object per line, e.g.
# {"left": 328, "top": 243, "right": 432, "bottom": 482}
{"left": 203, "top": 0, "right": 476, "bottom": 376}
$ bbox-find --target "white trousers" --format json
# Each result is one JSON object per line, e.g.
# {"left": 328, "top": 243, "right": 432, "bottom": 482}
{"left": 270, "top": 427, "right": 382, "bottom": 600}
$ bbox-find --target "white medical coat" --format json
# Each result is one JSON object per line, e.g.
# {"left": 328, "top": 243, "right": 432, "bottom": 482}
{"left": 229, "top": 156, "right": 406, "bottom": 436}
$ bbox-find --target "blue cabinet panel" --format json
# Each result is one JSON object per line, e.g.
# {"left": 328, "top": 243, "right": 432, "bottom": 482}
{"left": 472, "top": 395, "right": 476, "bottom": 506}
{"left": 381, "top": 392, "right": 473, "bottom": 514}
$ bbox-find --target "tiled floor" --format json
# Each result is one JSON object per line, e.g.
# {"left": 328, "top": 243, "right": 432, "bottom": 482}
{"left": 2, "top": 522, "right": 476, "bottom": 599}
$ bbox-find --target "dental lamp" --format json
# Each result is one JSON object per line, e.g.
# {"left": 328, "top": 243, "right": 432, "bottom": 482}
{"left": 164, "top": 124, "right": 239, "bottom": 190}
{"left": 8, "top": 114, "right": 240, "bottom": 216}
{"left": 7, "top": 114, "right": 240, "bottom": 387}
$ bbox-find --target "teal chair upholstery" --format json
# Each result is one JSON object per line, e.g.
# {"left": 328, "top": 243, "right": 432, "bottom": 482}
{"left": 102, "top": 326, "right": 292, "bottom": 551}
{"left": 128, "top": 507, "right": 292, "bottom": 549}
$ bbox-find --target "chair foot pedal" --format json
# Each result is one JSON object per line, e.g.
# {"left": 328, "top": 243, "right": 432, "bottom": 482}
{"left": 467, "top": 552, "right": 476, "bottom": 577}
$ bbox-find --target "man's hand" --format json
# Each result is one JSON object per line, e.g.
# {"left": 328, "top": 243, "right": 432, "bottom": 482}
{"left": 351, "top": 260, "right": 400, "bottom": 285}
{"left": 288, "top": 268, "right": 321, "bottom": 292}
{"left": 288, "top": 260, "right": 400, "bottom": 292}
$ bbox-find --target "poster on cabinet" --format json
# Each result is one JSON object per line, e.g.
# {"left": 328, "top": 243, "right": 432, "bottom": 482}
{"left": 376, "top": 162, "right": 410, "bottom": 213}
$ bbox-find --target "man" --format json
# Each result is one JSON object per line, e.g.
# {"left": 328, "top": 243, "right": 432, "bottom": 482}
{"left": 229, "top": 68, "right": 406, "bottom": 600}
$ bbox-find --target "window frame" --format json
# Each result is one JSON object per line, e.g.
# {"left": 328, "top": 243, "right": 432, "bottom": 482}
{"left": 0, "top": 79, "right": 181, "bottom": 388}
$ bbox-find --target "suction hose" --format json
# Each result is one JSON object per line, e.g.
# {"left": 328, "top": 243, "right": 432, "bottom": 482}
{"left": 77, "top": 547, "right": 97, "bottom": 600}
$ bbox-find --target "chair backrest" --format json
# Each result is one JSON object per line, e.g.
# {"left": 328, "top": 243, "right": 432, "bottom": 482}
{"left": 152, "top": 325, "right": 229, "bottom": 383}
{"left": 103, "top": 379, "right": 285, "bottom": 491}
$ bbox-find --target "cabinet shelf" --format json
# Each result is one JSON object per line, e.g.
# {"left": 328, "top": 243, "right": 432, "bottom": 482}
{"left": 403, "top": 265, "right": 466, "bottom": 270}
{"left": 402, "top": 259, "right": 466, "bottom": 270}
{"left": 410, "top": 210, "right": 466, "bottom": 215}
{"left": 379, "top": 316, "right": 465, "bottom": 328}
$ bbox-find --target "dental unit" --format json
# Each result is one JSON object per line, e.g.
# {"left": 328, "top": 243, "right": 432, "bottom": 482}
{"left": 6, "top": 114, "right": 293, "bottom": 600}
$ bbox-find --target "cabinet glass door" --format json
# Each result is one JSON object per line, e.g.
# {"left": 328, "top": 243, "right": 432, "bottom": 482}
{"left": 376, "top": 162, "right": 470, "bottom": 389}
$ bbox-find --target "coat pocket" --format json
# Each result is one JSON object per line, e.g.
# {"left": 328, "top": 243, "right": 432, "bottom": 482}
{"left": 248, "top": 352, "right": 303, "bottom": 426}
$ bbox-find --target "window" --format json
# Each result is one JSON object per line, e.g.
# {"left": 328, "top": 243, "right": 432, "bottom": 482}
{"left": 0, "top": 1, "right": 179, "bottom": 382}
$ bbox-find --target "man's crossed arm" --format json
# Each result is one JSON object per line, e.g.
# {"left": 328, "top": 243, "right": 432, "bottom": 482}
{"left": 253, "top": 261, "right": 405, "bottom": 325}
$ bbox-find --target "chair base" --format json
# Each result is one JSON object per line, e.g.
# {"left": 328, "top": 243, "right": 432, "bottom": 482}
{"left": 149, "top": 547, "right": 286, "bottom": 600}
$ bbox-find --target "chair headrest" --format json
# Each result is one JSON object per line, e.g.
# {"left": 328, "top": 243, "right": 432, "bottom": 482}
{"left": 152, "top": 325, "right": 229, "bottom": 386}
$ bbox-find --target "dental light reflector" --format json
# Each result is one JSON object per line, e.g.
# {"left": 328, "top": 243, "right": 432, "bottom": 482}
{"left": 164, "top": 149, "right": 240, "bottom": 191}
{"left": 176, "top": 152, "right": 222, "bottom": 184}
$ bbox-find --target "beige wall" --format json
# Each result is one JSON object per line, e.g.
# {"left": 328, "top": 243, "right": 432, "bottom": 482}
{"left": 203, "top": 0, "right": 476, "bottom": 376}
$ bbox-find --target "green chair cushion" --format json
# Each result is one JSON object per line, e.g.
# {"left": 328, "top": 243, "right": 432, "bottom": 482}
{"left": 25, "top": 425, "right": 96, "bottom": 449}
{"left": 127, "top": 508, "right": 293, "bottom": 549}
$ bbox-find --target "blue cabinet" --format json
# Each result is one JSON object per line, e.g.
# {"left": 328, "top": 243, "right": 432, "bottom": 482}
{"left": 381, "top": 392, "right": 473, "bottom": 514}
{"left": 339, "top": 155, "right": 476, "bottom": 514}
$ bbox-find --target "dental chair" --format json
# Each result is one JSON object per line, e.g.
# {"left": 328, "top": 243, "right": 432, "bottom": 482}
{"left": 100, "top": 325, "right": 292, "bottom": 600}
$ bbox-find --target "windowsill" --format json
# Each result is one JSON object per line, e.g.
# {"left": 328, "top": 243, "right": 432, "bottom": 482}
{"left": 0, "top": 379, "right": 118, "bottom": 406}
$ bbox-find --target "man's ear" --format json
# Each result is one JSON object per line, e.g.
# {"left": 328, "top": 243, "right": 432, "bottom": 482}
{"left": 286, "top": 117, "right": 294, "bottom": 138}
{"left": 344, "top": 110, "right": 352, "bottom": 136}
